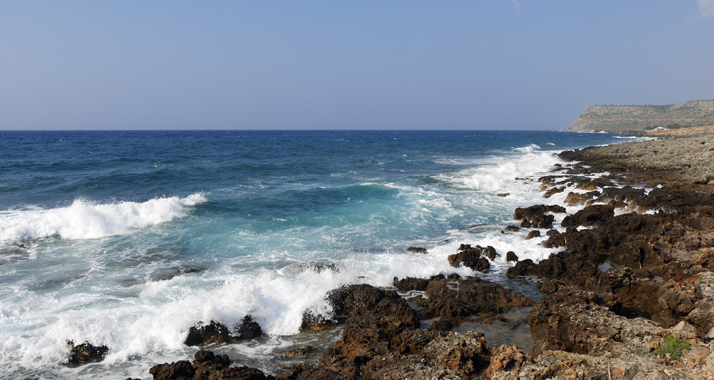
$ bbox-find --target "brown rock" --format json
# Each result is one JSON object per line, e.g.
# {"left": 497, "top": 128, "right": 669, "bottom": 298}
{"left": 525, "top": 230, "right": 540, "bottom": 240}
{"left": 67, "top": 341, "right": 108, "bottom": 365}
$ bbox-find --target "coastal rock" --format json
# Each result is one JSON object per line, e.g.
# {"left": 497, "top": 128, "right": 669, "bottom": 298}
{"left": 301, "top": 284, "right": 409, "bottom": 332}
{"left": 185, "top": 321, "right": 240, "bottom": 346}
{"left": 427, "top": 319, "right": 454, "bottom": 331}
{"left": 150, "top": 360, "right": 195, "bottom": 380}
{"left": 415, "top": 276, "right": 533, "bottom": 321}
{"left": 447, "top": 244, "right": 495, "bottom": 271}
{"left": 504, "top": 225, "right": 520, "bottom": 232}
{"left": 150, "top": 350, "right": 275, "bottom": 380}
{"left": 513, "top": 205, "right": 565, "bottom": 229}
{"left": 393, "top": 276, "right": 429, "bottom": 291}
{"left": 484, "top": 345, "right": 532, "bottom": 379}
{"left": 561, "top": 204, "right": 614, "bottom": 228}
{"left": 67, "top": 341, "right": 108, "bottom": 365}
{"left": 237, "top": 315, "right": 263, "bottom": 341}
{"left": 404, "top": 247, "right": 427, "bottom": 254}
{"left": 564, "top": 191, "right": 599, "bottom": 206}
{"left": 525, "top": 230, "right": 540, "bottom": 240}
{"left": 506, "top": 251, "right": 518, "bottom": 263}
{"left": 543, "top": 186, "right": 565, "bottom": 198}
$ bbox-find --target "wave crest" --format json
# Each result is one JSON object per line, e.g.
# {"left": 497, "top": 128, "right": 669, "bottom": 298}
{"left": 0, "top": 194, "right": 207, "bottom": 241}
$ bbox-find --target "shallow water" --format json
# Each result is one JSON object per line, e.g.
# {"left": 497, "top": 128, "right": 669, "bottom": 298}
{"left": 0, "top": 130, "right": 622, "bottom": 378}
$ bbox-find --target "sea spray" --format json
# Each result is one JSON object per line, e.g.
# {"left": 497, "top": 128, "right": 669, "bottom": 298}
{"left": 0, "top": 194, "right": 206, "bottom": 242}
{"left": 0, "top": 130, "right": 624, "bottom": 379}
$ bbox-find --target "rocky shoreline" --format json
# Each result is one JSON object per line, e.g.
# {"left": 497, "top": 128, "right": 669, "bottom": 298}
{"left": 87, "top": 130, "right": 714, "bottom": 379}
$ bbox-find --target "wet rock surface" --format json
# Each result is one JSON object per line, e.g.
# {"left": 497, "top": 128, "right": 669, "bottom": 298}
{"left": 67, "top": 341, "right": 108, "bottom": 365}
{"left": 185, "top": 316, "right": 263, "bottom": 347}
{"left": 150, "top": 350, "right": 275, "bottom": 380}
{"left": 447, "top": 244, "right": 496, "bottom": 271}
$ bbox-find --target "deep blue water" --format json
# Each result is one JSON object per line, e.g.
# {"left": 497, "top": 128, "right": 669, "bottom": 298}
{"left": 0, "top": 130, "right": 622, "bottom": 379}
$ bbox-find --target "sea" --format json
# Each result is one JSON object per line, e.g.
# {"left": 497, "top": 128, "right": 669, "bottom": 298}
{"left": 0, "top": 130, "right": 625, "bottom": 379}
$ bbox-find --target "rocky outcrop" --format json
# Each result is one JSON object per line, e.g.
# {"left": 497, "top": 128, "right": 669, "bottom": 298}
{"left": 149, "top": 350, "right": 274, "bottom": 380}
{"left": 567, "top": 100, "right": 714, "bottom": 132}
{"left": 185, "top": 316, "right": 262, "bottom": 347}
{"left": 513, "top": 205, "right": 565, "bottom": 229}
{"left": 67, "top": 341, "right": 108, "bottom": 365}
{"left": 447, "top": 244, "right": 496, "bottom": 271}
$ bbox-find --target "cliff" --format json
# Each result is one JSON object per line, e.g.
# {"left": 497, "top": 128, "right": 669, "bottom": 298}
{"left": 566, "top": 99, "right": 714, "bottom": 132}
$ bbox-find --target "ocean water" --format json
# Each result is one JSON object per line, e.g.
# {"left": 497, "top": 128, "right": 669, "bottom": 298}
{"left": 0, "top": 130, "right": 621, "bottom": 379}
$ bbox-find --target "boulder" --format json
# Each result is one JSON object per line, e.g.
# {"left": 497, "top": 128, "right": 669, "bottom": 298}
{"left": 67, "top": 341, "right": 108, "bottom": 365}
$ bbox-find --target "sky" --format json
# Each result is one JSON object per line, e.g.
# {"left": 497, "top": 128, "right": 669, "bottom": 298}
{"left": 1, "top": 1, "right": 713, "bottom": 131}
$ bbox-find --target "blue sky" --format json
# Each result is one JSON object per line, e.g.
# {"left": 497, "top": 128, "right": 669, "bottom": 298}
{"left": 1, "top": 1, "right": 713, "bottom": 130}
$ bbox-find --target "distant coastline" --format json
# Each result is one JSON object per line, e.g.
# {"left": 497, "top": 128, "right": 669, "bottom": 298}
{"left": 566, "top": 99, "right": 714, "bottom": 133}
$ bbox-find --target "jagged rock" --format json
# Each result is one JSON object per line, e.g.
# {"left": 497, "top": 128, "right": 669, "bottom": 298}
{"left": 427, "top": 319, "right": 454, "bottom": 331}
{"left": 149, "top": 361, "right": 195, "bottom": 380}
{"left": 237, "top": 315, "right": 263, "bottom": 341}
{"left": 393, "top": 276, "right": 429, "bottom": 291}
{"left": 185, "top": 321, "right": 240, "bottom": 346}
{"left": 404, "top": 247, "right": 427, "bottom": 254}
{"left": 415, "top": 277, "right": 533, "bottom": 321}
{"left": 67, "top": 341, "right": 108, "bottom": 365}
{"left": 543, "top": 186, "right": 565, "bottom": 198}
{"left": 513, "top": 205, "right": 564, "bottom": 229}
{"left": 564, "top": 191, "right": 599, "bottom": 206}
{"left": 485, "top": 345, "right": 532, "bottom": 379}
{"left": 504, "top": 225, "right": 520, "bottom": 232}
{"left": 506, "top": 251, "right": 518, "bottom": 263}
{"left": 525, "top": 230, "right": 540, "bottom": 240}
{"left": 151, "top": 350, "right": 274, "bottom": 380}
{"left": 301, "top": 284, "right": 412, "bottom": 332}
{"left": 561, "top": 204, "right": 614, "bottom": 228}
{"left": 193, "top": 350, "right": 230, "bottom": 380}
{"left": 448, "top": 244, "right": 496, "bottom": 271}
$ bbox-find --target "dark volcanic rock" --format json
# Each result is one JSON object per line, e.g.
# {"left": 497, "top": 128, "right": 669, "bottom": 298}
{"left": 447, "top": 244, "right": 495, "bottom": 271}
{"left": 416, "top": 276, "right": 533, "bottom": 321}
{"left": 525, "top": 230, "right": 541, "bottom": 240}
{"left": 150, "top": 360, "right": 195, "bottom": 380}
{"left": 514, "top": 205, "right": 565, "bottom": 229}
{"left": 427, "top": 319, "right": 454, "bottom": 331}
{"left": 185, "top": 321, "right": 240, "bottom": 346}
{"left": 561, "top": 204, "right": 614, "bottom": 228}
{"left": 301, "top": 284, "right": 412, "bottom": 332}
{"left": 150, "top": 350, "right": 274, "bottom": 380}
{"left": 404, "top": 247, "right": 427, "bottom": 254}
{"left": 237, "top": 315, "right": 263, "bottom": 341}
{"left": 506, "top": 251, "right": 519, "bottom": 262}
{"left": 392, "top": 276, "right": 429, "bottom": 291}
{"left": 67, "top": 341, "right": 108, "bottom": 365}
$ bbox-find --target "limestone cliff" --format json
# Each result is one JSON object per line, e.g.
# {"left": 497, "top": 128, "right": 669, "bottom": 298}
{"left": 567, "top": 99, "right": 714, "bottom": 132}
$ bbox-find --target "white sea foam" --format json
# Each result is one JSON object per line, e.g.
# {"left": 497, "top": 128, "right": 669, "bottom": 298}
{"left": 512, "top": 144, "right": 541, "bottom": 154}
{"left": 439, "top": 148, "right": 561, "bottom": 193}
{"left": 0, "top": 194, "right": 206, "bottom": 242}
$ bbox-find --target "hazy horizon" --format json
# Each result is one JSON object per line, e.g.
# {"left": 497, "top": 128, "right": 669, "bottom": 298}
{"left": 2, "top": 1, "right": 713, "bottom": 131}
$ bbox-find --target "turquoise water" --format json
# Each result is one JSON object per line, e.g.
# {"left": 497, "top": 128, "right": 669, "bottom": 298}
{"left": 0, "top": 130, "right": 620, "bottom": 379}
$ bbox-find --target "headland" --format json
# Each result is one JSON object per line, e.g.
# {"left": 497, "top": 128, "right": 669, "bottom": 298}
{"left": 567, "top": 100, "right": 714, "bottom": 132}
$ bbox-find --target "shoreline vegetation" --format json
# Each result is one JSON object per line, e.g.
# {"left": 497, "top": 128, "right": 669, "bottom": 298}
{"left": 86, "top": 126, "right": 714, "bottom": 379}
